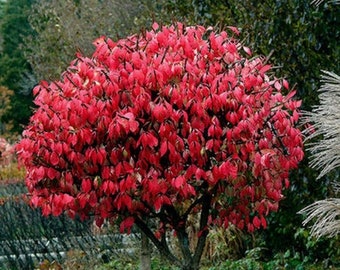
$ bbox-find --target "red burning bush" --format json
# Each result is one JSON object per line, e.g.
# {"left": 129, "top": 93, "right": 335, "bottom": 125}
{"left": 16, "top": 23, "right": 303, "bottom": 269}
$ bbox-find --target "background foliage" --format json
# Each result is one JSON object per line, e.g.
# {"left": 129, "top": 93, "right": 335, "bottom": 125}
{"left": 0, "top": 0, "right": 34, "bottom": 135}
{"left": 0, "top": 86, "right": 13, "bottom": 137}
{"left": 25, "top": 0, "right": 146, "bottom": 81}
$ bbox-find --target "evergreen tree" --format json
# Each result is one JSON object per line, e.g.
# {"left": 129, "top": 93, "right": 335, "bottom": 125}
{"left": 0, "top": 0, "right": 35, "bottom": 135}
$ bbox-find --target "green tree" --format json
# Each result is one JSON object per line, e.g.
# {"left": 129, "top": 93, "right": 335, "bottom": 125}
{"left": 0, "top": 0, "right": 35, "bottom": 135}
{"left": 25, "top": 0, "right": 155, "bottom": 81}
{"left": 0, "top": 85, "right": 14, "bottom": 137}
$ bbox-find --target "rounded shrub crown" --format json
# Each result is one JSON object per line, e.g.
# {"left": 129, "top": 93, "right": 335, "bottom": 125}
{"left": 17, "top": 22, "right": 303, "bottom": 233}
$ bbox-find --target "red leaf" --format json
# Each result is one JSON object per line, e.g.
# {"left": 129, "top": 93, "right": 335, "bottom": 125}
{"left": 284, "top": 90, "right": 296, "bottom": 101}
{"left": 260, "top": 216, "right": 267, "bottom": 229}
{"left": 284, "top": 178, "right": 290, "bottom": 189}
{"left": 139, "top": 132, "right": 158, "bottom": 148}
{"left": 227, "top": 26, "right": 240, "bottom": 35}
{"left": 122, "top": 112, "right": 139, "bottom": 132}
{"left": 121, "top": 194, "right": 132, "bottom": 210}
{"left": 42, "top": 203, "right": 51, "bottom": 216}
{"left": 161, "top": 196, "right": 171, "bottom": 206}
{"left": 34, "top": 166, "right": 46, "bottom": 181}
{"left": 260, "top": 153, "right": 272, "bottom": 168}
{"left": 122, "top": 161, "right": 134, "bottom": 174}
{"left": 154, "top": 196, "right": 163, "bottom": 212}
{"left": 195, "top": 168, "right": 206, "bottom": 181}
{"left": 243, "top": 46, "right": 252, "bottom": 56}
{"left": 93, "top": 36, "right": 105, "bottom": 46}
{"left": 186, "top": 184, "right": 196, "bottom": 196}
{"left": 157, "top": 32, "right": 167, "bottom": 46}
{"left": 148, "top": 133, "right": 158, "bottom": 147}
{"left": 152, "top": 22, "right": 159, "bottom": 30}
{"left": 33, "top": 85, "right": 42, "bottom": 96}
{"left": 283, "top": 79, "right": 289, "bottom": 90}
{"left": 54, "top": 142, "right": 63, "bottom": 156}
{"left": 31, "top": 195, "right": 40, "bottom": 208}
{"left": 259, "top": 65, "right": 271, "bottom": 74}
{"left": 152, "top": 104, "right": 168, "bottom": 122}
{"left": 47, "top": 167, "right": 58, "bottom": 179}
{"left": 62, "top": 194, "right": 74, "bottom": 205}
{"left": 81, "top": 178, "right": 92, "bottom": 193}
{"left": 115, "top": 162, "right": 123, "bottom": 177}
{"left": 97, "top": 147, "right": 106, "bottom": 164}
{"left": 120, "top": 216, "right": 135, "bottom": 234}
{"left": 219, "top": 161, "right": 238, "bottom": 179}
{"left": 89, "top": 192, "right": 97, "bottom": 207}
{"left": 52, "top": 196, "right": 63, "bottom": 216}
{"left": 148, "top": 180, "right": 160, "bottom": 196}
{"left": 129, "top": 120, "right": 139, "bottom": 133}
{"left": 253, "top": 216, "right": 261, "bottom": 229}
{"left": 160, "top": 141, "right": 168, "bottom": 157}
{"left": 95, "top": 217, "right": 104, "bottom": 228}
{"left": 172, "top": 175, "right": 185, "bottom": 189}
{"left": 274, "top": 81, "right": 282, "bottom": 91}
{"left": 77, "top": 194, "right": 88, "bottom": 209}
{"left": 154, "top": 231, "right": 161, "bottom": 239}
{"left": 68, "top": 134, "right": 78, "bottom": 146}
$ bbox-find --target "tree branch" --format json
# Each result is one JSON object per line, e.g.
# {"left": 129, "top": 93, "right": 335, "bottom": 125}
{"left": 134, "top": 215, "right": 182, "bottom": 267}
{"left": 176, "top": 226, "right": 193, "bottom": 267}
{"left": 192, "top": 192, "right": 212, "bottom": 268}
{"left": 182, "top": 196, "right": 204, "bottom": 220}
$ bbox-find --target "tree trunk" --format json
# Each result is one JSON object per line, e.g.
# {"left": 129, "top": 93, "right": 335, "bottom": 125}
{"left": 134, "top": 191, "right": 211, "bottom": 270}
{"left": 140, "top": 230, "right": 151, "bottom": 270}
{"left": 180, "top": 192, "right": 212, "bottom": 270}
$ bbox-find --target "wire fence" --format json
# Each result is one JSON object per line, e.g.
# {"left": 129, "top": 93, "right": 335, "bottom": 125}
{"left": 0, "top": 180, "right": 138, "bottom": 269}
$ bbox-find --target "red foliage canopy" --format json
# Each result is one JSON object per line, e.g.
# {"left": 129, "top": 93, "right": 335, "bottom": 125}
{"left": 17, "top": 23, "right": 303, "bottom": 235}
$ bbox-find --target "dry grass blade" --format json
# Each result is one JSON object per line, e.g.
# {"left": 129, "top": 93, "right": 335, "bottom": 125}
{"left": 298, "top": 198, "right": 340, "bottom": 239}
{"left": 311, "top": 0, "right": 340, "bottom": 6}
{"left": 304, "top": 71, "right": 340, "bottom": 179}
{"left": 300, "top": 71, "right": 340, "bottom": 239}
{"left": 332, "top": 181, "right": 340, "bottom": 195}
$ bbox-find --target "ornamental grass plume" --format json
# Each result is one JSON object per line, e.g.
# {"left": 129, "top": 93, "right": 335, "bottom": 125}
{"left": 299, "top": 71, "right": 340, "bottom": 238}
{"left": 300, "top": 198, "right": 340, "bottom": 239}
{"left": 311, "top": 0, "right": 340, "bottom": 6}
{"left": 303, "top": 71, "right": 340, "bottom": 180}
